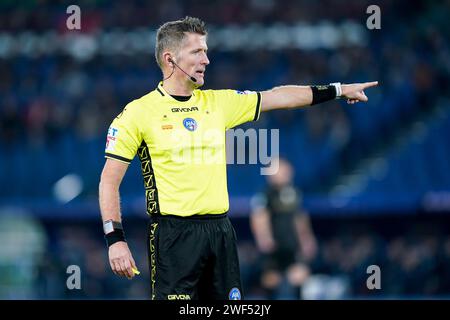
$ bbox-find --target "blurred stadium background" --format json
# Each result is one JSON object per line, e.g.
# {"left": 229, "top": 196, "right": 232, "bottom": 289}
{"left": 0, "top": 0, "right": 449, "bottom": 299}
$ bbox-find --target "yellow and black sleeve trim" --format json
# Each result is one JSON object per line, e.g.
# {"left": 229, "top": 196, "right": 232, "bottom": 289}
{"left": 253, "top": 92, "right": 262, "bottom": 121}
{"left": 105, "top": 153, "right": 132, "bottom": 163}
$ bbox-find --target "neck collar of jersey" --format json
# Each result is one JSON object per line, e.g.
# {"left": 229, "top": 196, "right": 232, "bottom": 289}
{"left": 157, "top": 81, "right": 196, "bottom": 102}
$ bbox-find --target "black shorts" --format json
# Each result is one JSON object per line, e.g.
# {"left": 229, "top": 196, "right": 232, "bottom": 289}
{"left": 147, "top": 213, "right": 243, "bottom": 300}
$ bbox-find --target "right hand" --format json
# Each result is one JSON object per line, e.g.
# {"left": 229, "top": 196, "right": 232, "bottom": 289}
{"left": 108, "top": 241, "right": 137, "bottom": 279}
{"left": 341, "top": 81, "right": 379, "bottom": 104}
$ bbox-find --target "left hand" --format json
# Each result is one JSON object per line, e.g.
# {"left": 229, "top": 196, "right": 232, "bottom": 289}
{"left": 341, "top": 81, "right": 378, "bottom": 104}
{"left": 108, "top": 241, "right": 137, "bottom": 279}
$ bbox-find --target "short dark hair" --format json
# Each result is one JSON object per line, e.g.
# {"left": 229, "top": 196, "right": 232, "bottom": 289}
{"left": 155, "top": 16, "right": 207, "bottom": 68}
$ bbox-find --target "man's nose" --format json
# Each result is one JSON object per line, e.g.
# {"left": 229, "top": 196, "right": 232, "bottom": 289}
{"left": 202, "top": 54, "right": 210, "bottom": 65}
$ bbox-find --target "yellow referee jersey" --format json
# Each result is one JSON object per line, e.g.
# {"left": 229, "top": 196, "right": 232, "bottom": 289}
{"left": 105, "top": 82, "right": 261, "bottom": 217}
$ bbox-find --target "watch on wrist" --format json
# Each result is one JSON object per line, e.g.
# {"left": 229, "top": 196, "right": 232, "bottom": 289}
{"left": 330, "top": 82, "right": 342, "bottom": 98}
{"left": 103, "top": 220, "right": 123, "bottom": 234}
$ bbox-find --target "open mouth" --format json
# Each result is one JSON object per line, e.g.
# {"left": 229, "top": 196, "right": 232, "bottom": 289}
{"left": 196, "top": 71, "right": 205, "bottom": 76}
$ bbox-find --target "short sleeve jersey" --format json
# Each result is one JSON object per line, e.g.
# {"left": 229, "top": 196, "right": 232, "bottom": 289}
{"left": 105, "top": 82, "right": 261, "bottom": 216}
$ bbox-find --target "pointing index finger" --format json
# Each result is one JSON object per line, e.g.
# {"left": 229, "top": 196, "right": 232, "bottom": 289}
{"left": 361, "top": 81, "right": 379, "bottom": 89}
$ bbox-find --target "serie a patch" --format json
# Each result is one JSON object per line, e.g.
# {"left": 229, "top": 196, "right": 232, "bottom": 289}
{"left": 105, "top": 126, "right": 119, "bottom": 151}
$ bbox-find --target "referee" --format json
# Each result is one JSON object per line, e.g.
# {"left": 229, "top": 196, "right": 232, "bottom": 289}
{"left": 99, "top": 16, "right": 378, "bottom": 300}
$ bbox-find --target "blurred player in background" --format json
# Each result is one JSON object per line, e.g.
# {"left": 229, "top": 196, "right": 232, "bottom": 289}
{"left": 98, "top": 16, "right": 378, "bottom": 300}
{"left": 251, "top": 158, "right": 318, "bottom": 299}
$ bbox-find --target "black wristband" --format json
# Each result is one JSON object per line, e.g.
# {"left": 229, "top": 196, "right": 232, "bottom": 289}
{"left": 310, "top": 85, "right": 337, "bottom": 105}
{"left": 105, "top": 229, "right": 126, "bottom": 247}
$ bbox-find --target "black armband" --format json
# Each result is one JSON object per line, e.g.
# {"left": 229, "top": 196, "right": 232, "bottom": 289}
{"left": 310, "top": 84, "right": 337, "bottom": 105}
{"left": 105, "top": 229, "right": 126, "bottom": 247}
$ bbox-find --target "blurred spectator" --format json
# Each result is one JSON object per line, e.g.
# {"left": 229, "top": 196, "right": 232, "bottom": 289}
{"left": 250, "top": 158, "right": 318, "bottom": 299}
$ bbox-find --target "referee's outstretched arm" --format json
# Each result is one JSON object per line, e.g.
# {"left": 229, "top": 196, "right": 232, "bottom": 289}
{"left": 99, "top": 159, "right": 137, "bottom": 279}
{"left": 260, "top": 81, "right": 378, "bottom": 112}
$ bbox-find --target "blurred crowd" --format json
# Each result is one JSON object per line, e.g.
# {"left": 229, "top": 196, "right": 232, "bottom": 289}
{"left": 2, "top": 213, "right": 449, "bottom": 299}
{"left": 1, "top": 0, "right": 449, "bottom": 198}
{"left": 242, "top": 214, "right": 450, "bottom": 299}
{"left": 0, "top": 0, "right": 398, "bottom": 31}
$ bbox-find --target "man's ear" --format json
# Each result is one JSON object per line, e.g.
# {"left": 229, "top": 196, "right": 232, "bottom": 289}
{"left": 162, "top": 52, "right": 174, "bottom": 66}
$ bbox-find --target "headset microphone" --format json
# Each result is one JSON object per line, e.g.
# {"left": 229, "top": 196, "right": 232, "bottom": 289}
{"left": 169, "top": 58, "right": 197, "bottom": 83}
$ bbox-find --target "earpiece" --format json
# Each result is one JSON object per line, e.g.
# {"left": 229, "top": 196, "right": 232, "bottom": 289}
{"left": 166, "top": 57, "right": 197, "bottom": 83}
